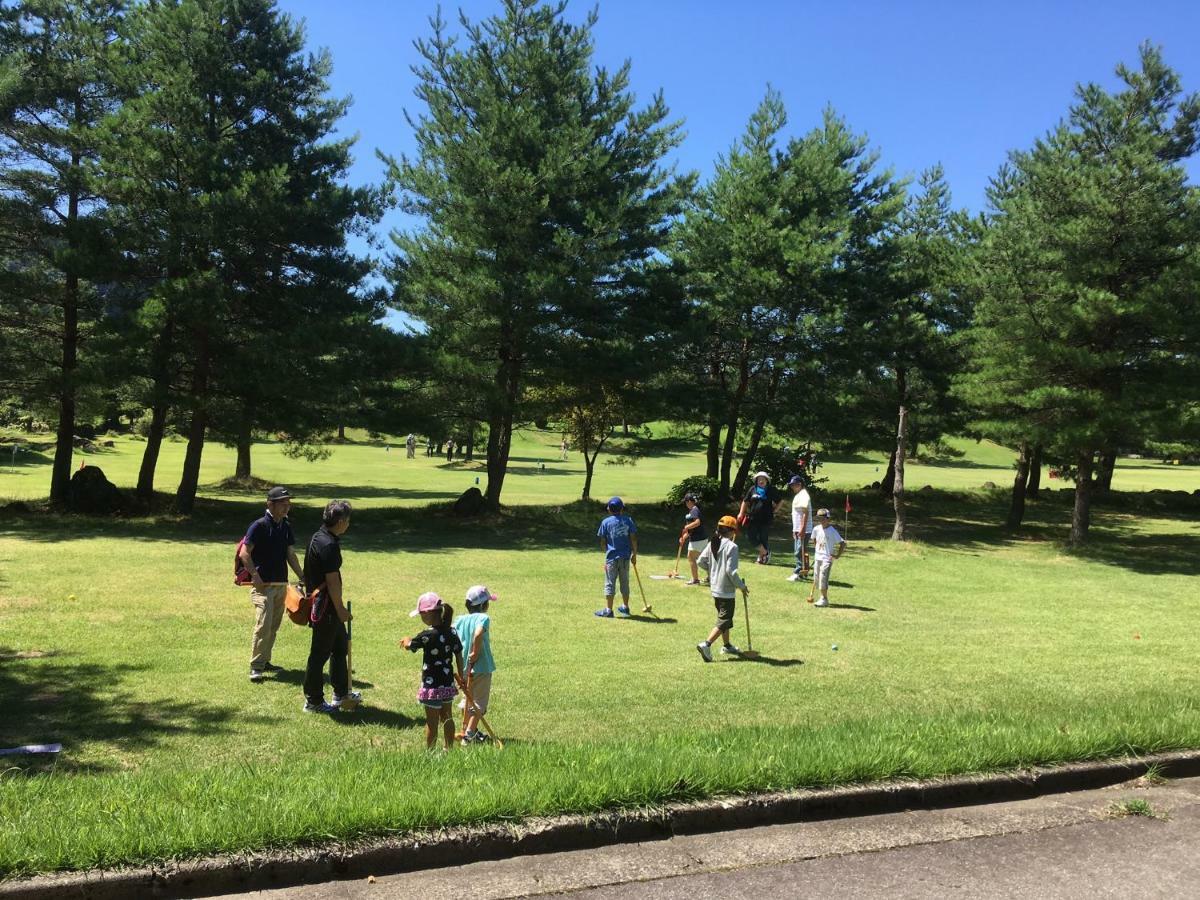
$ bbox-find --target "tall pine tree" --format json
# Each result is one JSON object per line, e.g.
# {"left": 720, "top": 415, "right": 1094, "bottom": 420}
{"left": 962, "top": 45, "right": 1200, "bottom": 544}
{"left": 384, "top": 0, "right": 691, "bottom": 508}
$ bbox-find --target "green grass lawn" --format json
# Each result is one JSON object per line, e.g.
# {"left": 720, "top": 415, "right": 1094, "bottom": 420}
{"left": 1, "top": 430, "right": 1199, "bottom": 877}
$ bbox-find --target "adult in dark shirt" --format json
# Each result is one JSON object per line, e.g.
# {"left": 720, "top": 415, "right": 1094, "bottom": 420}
{"left": 239, "top": 486, "right": 304, "bottom": 683}
{"left": 302, "top": 499, "right": 355, "bottom": 713}
{"left": 736, "top": 471, "right": 785, "bottom": 565}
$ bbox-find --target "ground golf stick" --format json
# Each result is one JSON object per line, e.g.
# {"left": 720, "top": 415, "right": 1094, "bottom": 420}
{"left": 740, "top": 587, "right": 760, "bottom": 657}
{"left": 670, "top": 541, "right": 683, "bottom": 578}
{"left": 341, "top": 600, "right": 360, "bottom": 710}
{"left": 631, "top": 559, "right": 657, "bottom": 616}
{"left": 456, "top": 674, "right": 503, "bottom": 749}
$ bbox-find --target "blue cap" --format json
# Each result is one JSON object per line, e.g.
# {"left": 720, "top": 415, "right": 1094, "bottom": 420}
{"left": 607, "top": 496, "right": 624, "bottom": 509}
{"left": 787, "top": 474, "right": 805, "bottom": 486}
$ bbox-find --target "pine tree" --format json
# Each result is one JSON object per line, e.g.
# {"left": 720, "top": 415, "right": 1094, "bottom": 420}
{"left": 961, "top": 45, "right": 1200, "bottom": 544}
{"left": 384, "top": 0, "right": 691, "bottom": 508}
{"left": 99, "top": 0, "right": 384, "bottom": 510}
{"left": 0, "top": 0, "right": 125, "bottom": 504}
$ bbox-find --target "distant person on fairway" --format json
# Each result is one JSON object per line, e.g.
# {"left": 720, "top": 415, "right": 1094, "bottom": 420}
{"left": 810, "top": 508, "right": 845, "bottom": 608}
{"left": 680, "top": 492, "right": 708, "bottom": 585}
{"left": 454, "top": 584, "right": 498, "bottom": 746}
{"left": 737, "top": 471, "right": 784, "bottom": 565}
{"left": 406, "top": 433, "right": 416, "bottom": 458}
{"left": 695, "top": 515, "right": 746, "bottom": 661}
{"left": 239, "top": 485, "right": 304, "bottom": 683}
{"left": 302, "top": 500, "right": 357, "bottom": 713}
{"left": 787, "top": 474, "right": 813, "bottom": 582}
{"left": 403, "top": 591, "right": 465, "bottom": 750}
{"left": 595, "top": 496, "right": 638, "bottom": 618}
{"left": 560, "top": 437, "right": 569, "bottom": 460}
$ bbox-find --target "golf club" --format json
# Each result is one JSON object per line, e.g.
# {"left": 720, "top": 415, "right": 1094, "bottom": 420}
{"left": 649, "top": 543, "right": 684, "bottom": 580}
{"left": 455, "top": 674, "right": 503, "bottom": 748}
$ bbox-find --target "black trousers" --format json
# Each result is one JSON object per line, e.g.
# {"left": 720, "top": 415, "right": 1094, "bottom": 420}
{"left": 303, "top": 614, "right": 348, "bottom": 705}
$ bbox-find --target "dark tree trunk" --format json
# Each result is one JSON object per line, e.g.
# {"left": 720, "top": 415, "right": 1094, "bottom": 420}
{"left": 484, "top": 353, "right": 520, "bottom": 509}
{"left": 1026, "top": 444, "right": 1043, "bottom": 498}
{"left": 136, "top": 310, "right": 176, "bottom": 502}
{"left": 706, "top": 417, "right": 721, "bottom": 480}
{"left": 718, "top": 341, "right": 750, "bottom": 501}
{"left": 174, "top": 332, "right": 211, "bottom": 514}
{"left": 50, "top": 157, "right": 83, "bottom": 505}
{"left": 705, "top": 358, "right": 722, "bottom": 479}
{"left": 1096, "top": 450, "right": 1117, "bottom": 493}
{"left": 465, "top": 425, "right": 475, "bottom": 461}
{"left": 50, "top": 271, "right": 79, "bottom": 505}
{"left": 51, "top": 271, "right": 79, "bottom": 504}
{"left": 581, "top": 433, "right": 610, "bottom": 501}
{"left": 336, "top": 424, "right": 346, "bottom": 442}
{"left": 891, "top": 405, "right": 908, "bottom": 541}
{"left": 235, "top": 420, "right": 252, "bottom": 479}
{"left": 1069, "top": 451, "right": 1095, "bottom": 545}
{"left": 1007, "top": 441, "right": 1030, "bottom": 530}
{"left": 880, "top": 448, "right": 897, "bottom": 499}
{"left": 732, "top": 368, "right": 782, "bottom": 499}
{"left": 137, "top": 401, "right": 168, "bottom": 502}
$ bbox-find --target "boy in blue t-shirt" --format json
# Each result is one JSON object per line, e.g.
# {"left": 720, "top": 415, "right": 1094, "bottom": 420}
{"left": 595, "top": 496, "right": 638, "bottom": 618}
{"left": 454, "top": 584, "right": 498, "bottom": 745}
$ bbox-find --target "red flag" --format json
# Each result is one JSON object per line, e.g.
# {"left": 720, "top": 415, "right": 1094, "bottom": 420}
{"left": 844, "top": 494, "right": 852, "bottom": 514}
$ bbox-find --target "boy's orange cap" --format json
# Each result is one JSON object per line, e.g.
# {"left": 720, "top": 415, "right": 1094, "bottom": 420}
{"left": 717, "top": 515, "right": 739, "bottom": 530}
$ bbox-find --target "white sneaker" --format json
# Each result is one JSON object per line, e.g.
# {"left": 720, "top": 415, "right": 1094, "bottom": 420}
{"left": 787, "top": 573, "right": 801, "bottom": 582}
{"left": 814, "top": 598, "right": 828, "bottom": 607}
{"left": 696, "top": 642, "right": 713, "bottom": 663}
{"left": 331, "top": 691, "right": 362, "bottom": 708}
{"left": 720, "top": 644, "right": 742, "bottom": 655}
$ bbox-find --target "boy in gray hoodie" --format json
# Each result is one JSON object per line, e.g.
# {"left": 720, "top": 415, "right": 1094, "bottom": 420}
{"left": 695, "top": 515, "right": 748, "bottom": 661}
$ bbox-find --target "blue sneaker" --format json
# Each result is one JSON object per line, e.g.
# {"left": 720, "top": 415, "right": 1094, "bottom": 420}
{"left": 303, "top": 701, "right": 336, "bottom": 714}
{"left": 594, "top": 608, "right": 614, "bottom": 618}
{"left": 617, "top": 604, "right": 631, "bottom": 616}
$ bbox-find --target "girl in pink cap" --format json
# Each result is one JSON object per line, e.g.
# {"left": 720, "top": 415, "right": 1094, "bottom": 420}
{"left": 402, "top": 592, "right": 465, "bottom": 750}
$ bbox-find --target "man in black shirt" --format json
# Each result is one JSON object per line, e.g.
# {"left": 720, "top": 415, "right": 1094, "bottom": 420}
{"left": 302, "top": 499, "right": 355, "bottom": 713}
{"left": 239, "top": 486, "right": 304, "bottom": 682}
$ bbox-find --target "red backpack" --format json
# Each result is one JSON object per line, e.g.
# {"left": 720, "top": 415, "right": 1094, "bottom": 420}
{"left": 233, "top": 538, "right": 252, "bottom": 586}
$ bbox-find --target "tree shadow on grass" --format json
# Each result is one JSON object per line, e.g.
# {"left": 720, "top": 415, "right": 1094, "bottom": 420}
{"left": 1069, "top": 530, "right": 1200, "bottom": 577}
{"left": 0, "top": 653, "right": 278, "bottom": 774}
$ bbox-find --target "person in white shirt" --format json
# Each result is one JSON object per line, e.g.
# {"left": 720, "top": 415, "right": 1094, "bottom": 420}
{"left": 786, "top": 474, "right": 813, "bottom": 582}
{"left": 810, "top": 508, "right": 845, "bottom": 608}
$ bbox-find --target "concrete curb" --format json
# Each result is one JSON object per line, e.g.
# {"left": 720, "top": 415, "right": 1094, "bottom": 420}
{"left": 5, "top": 749, "right": 1200, "bottom": 900}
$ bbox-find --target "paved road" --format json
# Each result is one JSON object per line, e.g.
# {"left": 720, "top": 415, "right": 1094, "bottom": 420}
{"left": 211, "top": 775, "right": 1200, "bottom": 899}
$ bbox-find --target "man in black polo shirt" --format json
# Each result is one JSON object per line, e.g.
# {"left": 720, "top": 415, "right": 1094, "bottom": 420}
{"left": 239, "top": 486, "right": 304, "bottom": 682}
{"left": 302, "top": 499, "right": 356, "bottom": 713}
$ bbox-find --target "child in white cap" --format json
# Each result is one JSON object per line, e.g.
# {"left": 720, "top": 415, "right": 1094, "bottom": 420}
{"left": 810, "top": 509, "right": 845, "bottom": 607}
{"left": 402, "top": 592, "right": 465, "bottom": 750}
{"left": 454, "top": 585, "right": 498, "bottom": 745}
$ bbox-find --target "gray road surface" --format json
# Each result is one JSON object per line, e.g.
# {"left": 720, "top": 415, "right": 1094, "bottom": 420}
{"left": 209, "top": 775, "right": 1200, "bottom": 900}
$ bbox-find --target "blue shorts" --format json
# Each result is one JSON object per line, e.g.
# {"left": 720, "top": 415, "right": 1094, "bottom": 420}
{"left": 605, "top": 557, "right": 631, "bottom": 597}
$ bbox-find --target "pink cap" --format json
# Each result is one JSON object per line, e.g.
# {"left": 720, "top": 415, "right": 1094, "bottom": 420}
{"left": 409, "top": 591, "right": 443, "bottom": 617}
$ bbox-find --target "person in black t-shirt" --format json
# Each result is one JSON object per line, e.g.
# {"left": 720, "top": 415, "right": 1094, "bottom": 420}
{"left": 239, "top": 486, "right": 304, "bottom": 683}
{"left": 736, "top": 471, "right": 784, "bottom": 565}
{"left": 301, "top": 499, "right": 355, "bottom": 714}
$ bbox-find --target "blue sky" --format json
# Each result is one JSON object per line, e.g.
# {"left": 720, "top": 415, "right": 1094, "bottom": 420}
{"left": 278, "top": 0, "right": 1200, "bottom": 266}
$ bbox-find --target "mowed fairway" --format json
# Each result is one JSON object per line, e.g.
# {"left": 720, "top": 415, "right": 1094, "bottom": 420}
{"left": 2, "top": 430, "right": 1199, "bottom": 877}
